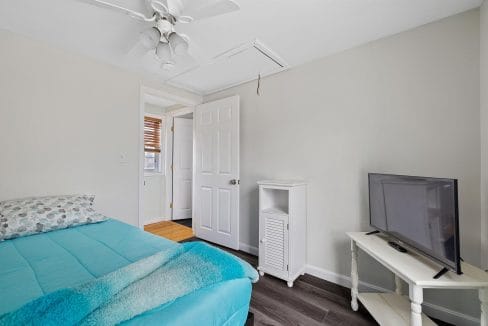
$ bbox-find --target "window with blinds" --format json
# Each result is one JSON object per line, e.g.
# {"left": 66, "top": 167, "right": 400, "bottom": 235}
{"left": 144, "top": 116, "right": 162, "bottom": 172}
{"left": 144, "top": 116, "right": 162, "bottom": 153}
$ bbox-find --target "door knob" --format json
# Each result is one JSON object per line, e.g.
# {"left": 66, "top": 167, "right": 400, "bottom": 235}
{"left": 230, "top": 179, "right": 240, "bottom": 185}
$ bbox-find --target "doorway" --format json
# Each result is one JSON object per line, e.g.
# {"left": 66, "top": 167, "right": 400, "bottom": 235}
{"left": 139, "top": 88, "right": 241, "bottom": 249}
{"left": 142, "top": 103, "right": 166, "bottom": 226}
{"left": 139, "top": 87, "right": 199, "bottom": 242}
{"left": 143, "top": 109, "right": 194, "bottom": 242}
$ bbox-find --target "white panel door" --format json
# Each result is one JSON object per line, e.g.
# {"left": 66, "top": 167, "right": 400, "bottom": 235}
{"left": 172, "top": 117, "right": 193, "bottom": 220}
{"left": 194, "top": 96, "right": 239, "bottom": 249}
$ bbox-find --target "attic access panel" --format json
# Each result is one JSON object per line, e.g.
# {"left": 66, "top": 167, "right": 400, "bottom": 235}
{"left": 168, "top": 40, "right": 287, "bottom": 94}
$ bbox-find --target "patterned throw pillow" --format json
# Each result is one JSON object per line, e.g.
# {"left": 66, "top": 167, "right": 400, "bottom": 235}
{"left": 0, "top": 195, "right": 107, "bottom": 241}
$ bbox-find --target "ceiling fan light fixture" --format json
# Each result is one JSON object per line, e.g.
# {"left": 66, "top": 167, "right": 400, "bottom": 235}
{"left": 140, "top": 27, "right": 161, "bottom": 49}
{"left": 156, "top": 42, "right": 172, "bottom": 61}
{"left": 168, "top": 33, "right": 189, "bottom": 55}
{"left": 156, "top": 18, "right": 173, "bottom": 34}
{"left": 77, "top": 0, "right": 243, "bottom": 70}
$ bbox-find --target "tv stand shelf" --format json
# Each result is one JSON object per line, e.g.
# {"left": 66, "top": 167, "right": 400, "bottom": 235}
{"left": 347, "top": 232, "right": 488, "bottom": 326}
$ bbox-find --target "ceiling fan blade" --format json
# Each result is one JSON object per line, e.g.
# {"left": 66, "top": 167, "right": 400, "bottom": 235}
{"left": 166, "top": 0, "right": 184, "bottom": 18}
{"left": 147, "top": 0, "right": 169, "bottom": 15}
{"left": 177, "top": 0, "right": 239, "bottom": 22}
{"left": 75, "top": 0, "right": 156, "bottom": 22}
{"left": 147, "top": 0, "right": 185, "bottom": 19}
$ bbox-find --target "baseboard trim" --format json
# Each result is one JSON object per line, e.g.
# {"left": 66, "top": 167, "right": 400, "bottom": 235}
{"left": 304, "top": 264, "right": 479, "bottom": 326}
{"left": 239, "top": 242, "right": 258, "bottom": 256}
{"left": 305, "top": 264, "right": 386, "bottom": 292}
{"left": 422, "top": 302, "right": 479, "bottom": 326}
{"left": 143, "top": 217, "right": 169, "bottom": 226}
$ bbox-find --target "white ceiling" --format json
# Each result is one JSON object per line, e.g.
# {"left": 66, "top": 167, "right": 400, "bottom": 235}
{"left": 0, "top": 0, "right": 482, "bottom": 95}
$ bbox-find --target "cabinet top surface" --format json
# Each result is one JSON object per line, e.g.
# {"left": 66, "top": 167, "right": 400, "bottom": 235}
{"left": 347, "top": 232, "right": 488, "bottom": 288}
{"left": 257, "top": 180, "right": 307, "bottom": 186}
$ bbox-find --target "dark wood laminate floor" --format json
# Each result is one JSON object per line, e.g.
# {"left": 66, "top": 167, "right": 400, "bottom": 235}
{"left": 182, "top": 238, "right": 374, "bottom": 325}
{"left": 180, "top": 238, "right": 452, "bottom": 326}
{"left": 173, "top": 218, "right": 193, "bottom": 228}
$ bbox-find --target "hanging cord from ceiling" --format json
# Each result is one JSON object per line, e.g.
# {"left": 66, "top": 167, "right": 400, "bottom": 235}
{"left": 257, "top": 74, "right": 261, "bottom": 96}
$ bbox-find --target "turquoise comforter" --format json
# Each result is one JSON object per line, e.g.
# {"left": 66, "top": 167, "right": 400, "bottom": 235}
{"left": 0, "top": 220, "right": 257, "bottom": 325}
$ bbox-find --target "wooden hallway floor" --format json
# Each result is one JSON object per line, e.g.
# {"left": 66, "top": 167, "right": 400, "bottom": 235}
{"left": 144, "top": 221, "right": 194, "bottom": 242}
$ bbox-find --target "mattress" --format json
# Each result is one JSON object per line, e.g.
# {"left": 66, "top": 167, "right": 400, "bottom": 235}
{"left": 0, "top": 219, "right": 252, "bottom": 325}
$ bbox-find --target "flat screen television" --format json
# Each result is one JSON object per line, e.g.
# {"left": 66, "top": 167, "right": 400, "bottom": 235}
{"left": 368, "top": 173, "right": 461, "bottom": 275}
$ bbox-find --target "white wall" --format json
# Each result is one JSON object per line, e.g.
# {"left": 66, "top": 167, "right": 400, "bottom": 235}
{"left": 0, "top": 29, "right": 197, "bottom": 226}
{"left": 206, "top": 10, "right": 481, "bottom": 323}
{"left": 481, "top": 0, "right": 488, "bottom": 270}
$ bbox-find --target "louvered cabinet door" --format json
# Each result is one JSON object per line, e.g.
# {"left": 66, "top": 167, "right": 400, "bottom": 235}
{"left": 259, "top": 213, "right": 289, "bottom": 279}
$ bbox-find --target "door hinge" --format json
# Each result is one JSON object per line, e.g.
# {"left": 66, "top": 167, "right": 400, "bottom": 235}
{"left": 286, "top": 265, "right": 289, "bottom": 271}
{"left": 171, "top": 126, "right": 174, "bottom": 132}
{"left": 287, "top": 224, "right": 289, "bottom": 230}
{"left": 170, "top": 202, "right": 173, "bottom": 209}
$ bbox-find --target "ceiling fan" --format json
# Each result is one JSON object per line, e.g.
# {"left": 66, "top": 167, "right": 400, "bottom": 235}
{"left": 76, "top": 0, "right": 240, "bottom": 69}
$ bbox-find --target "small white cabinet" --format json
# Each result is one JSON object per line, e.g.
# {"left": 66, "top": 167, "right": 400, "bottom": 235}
{"left": 257, "top": 180, "right": 307, "bottom": 287}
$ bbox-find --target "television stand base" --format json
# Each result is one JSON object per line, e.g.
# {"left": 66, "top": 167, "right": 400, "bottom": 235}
{"left": 348, "top": 232, "right": 488, "bottom": 326}
{"left": 388, "top": 241, "right": 407, "bottom": 253}
{"left": 365, "top": 230, "right": 380, "bottom": 235}
{"left": 433, "top": 267, "right": 449, "bottom": 279}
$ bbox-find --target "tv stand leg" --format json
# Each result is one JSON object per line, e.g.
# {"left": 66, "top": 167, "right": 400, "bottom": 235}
{"left": 350, "top": 240, "right": 359, "bottom": 311}
{"left": 395, "top": 275, "right": 403, "bottom": 295}
{"left": 409, "top": 284, "right": 423, "bottom": 326}
{"left": 480, "top": 288, "right": 488, "bottom": 326}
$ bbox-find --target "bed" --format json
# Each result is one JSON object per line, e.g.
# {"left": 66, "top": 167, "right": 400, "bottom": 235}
{"left": 0, "top": 218, "right": 255, "bottom": 325}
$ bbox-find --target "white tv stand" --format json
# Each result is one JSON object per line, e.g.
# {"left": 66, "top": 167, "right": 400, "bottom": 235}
{"left": 347, "top": 232, "right": 488, "bottom": 326}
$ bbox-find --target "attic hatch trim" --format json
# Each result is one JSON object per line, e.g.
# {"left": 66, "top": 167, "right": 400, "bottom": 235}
{"left": 166, "top": 39, "right": 289, "bottom": 95}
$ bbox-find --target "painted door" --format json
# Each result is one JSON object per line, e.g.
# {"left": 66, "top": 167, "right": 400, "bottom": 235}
{"left": 194, "top": 96, "right": 240, "bottom": 249}
{"left": 172, "top": 117, "right": 193, "bottom": 220}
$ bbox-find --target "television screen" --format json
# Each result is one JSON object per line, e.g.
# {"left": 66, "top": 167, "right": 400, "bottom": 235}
{"left": 368, "top": 173, "right": 461, "bottom": 274}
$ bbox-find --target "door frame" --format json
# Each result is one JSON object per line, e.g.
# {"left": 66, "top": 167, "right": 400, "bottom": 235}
{"left": 138, "top": 86, "right": 201, "bottom": 229}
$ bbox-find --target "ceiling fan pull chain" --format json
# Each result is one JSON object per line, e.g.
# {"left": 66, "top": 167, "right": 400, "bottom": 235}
{"left": 257, "top": 74, "right": 261, "bottom": 96}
